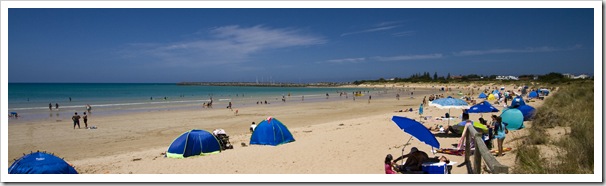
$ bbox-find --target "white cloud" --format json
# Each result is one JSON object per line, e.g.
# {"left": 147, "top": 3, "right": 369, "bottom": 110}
{"left": 392, "top": 31, "right": 416, "bottom": 37}
{"left": 324, "top": 57, "right": 367, "bottom": 64}
{"left": 340, "top": 25, "right": 400, "bottom": 37}
{"left": 453, "top": 45, "right": 582, "bottom": 56}
{"left": 373, "top": 53, "right": 443, "bottom": 61}
{"left": 122, "top": 25, "right": 325, "bottom": 66}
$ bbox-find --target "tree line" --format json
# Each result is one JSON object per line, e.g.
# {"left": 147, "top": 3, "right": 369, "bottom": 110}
{"left": 352, "top": 72, "right": 592, "bottom": 85}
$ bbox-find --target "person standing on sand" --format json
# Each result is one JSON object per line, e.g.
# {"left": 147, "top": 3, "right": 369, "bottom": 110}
{"left": 368, "top": 95, "right": 372, "bottom": 104}
{"left": 83, "top": 112, "right": 88, "bottom": 128}
{"left": 55, "top": 103, "right": 59, "bottom": 110}
{"left": 49, "top": 103, "right": 52, "bottom": 111}
{"left": 396, "top": 94, "right": 400, "bottom": 100}
{"left": 494, "top": 116, "right": 508, "bottom": 157}
{"left": 228, "top": 102, "right": 233, "bottom": 111}
{"left": 72, "top": 112, "right": 81, "bottom": 129}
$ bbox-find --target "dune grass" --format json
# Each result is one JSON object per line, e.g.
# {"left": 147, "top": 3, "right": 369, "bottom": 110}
{"left": 513, "top": 82, "right": 594, "bottom": 174}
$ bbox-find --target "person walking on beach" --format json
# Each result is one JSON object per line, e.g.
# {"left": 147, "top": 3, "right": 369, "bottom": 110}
{"left": 368, "top": 95, "right": 372, "bottom": 104}
{"left": 72, "top": 112, "right": 81, "bottom": 129}
{"left": 49, "top": 103, "right": 52, "bottom": 111}
{"left": 396, "top": 94, "right": 400, "bottom": 100}
{"left": 228, "top": 102, "right": 233, "bottom": 111}
{"left": 83, "top": 112, "right": 88, "bottom": 128}
{"left": 55, "top": 103, "right": 59, "bottom": 110}
{"left": 86, "top": 104, "right": 92, "bottom": 113}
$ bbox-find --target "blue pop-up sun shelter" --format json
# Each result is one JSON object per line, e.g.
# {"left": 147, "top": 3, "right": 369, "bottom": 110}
{"left": 528, "top": 91, "right": 539, "bottom": 98}
{"left": 478, "top": 92, "right": 487, "bottom": 99}
{"left": 9, "top": 151, "right": 78, "bottom": 174}
{"left": 250, "top": 117, "right": 295, "bottom": 146}
{"left": 167, "top": 129, "right": 221, "bottom": 158}
{"left": 510, "top": 96, "right": 527, "bottom": 107}
{"left": 517, "top": 105, "right": 536, "bottom": 121}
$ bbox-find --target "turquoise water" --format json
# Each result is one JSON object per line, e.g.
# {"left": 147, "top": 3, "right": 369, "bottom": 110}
{"left": 8, "top": 83, "right": 372, "bottom": 121}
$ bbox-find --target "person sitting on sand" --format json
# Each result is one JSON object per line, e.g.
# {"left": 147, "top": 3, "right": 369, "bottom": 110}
{"left": 392, "top": 147, "right": 429, "bottom": 173}
{"left": 250, "top": 122, "right": 257, "bottom": 133}
{"left": 385, "top": 154, "right": 397, "bottom": 174}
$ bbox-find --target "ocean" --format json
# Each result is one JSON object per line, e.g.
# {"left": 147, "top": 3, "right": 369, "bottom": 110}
{"left": 8, "top": 83, "right": 374, "bottom": 121}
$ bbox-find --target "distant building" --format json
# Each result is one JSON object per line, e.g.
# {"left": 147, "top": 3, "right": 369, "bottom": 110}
{"left": 563, "top": 73, "right": 589, "bottom": 79}
{"left": 574, "top": 74, "right": 589, "bottom": 79}
{"left": 495, "top": 76, "right": 519, "bottom": 80}
{"left": 562, "top": 73, "right": 575, "bottom": 79}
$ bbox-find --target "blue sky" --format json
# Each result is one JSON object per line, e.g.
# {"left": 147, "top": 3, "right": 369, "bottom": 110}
{"left": 8, "top": 8, "right": 594, "bottom": 83}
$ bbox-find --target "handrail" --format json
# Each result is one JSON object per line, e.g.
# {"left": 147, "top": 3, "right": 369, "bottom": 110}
{"left": 463, "top": 125, "right": 509, "bottom": 174}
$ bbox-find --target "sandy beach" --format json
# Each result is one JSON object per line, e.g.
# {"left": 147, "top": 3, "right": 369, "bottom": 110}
{"left": 7, "top": 83, "right": 544, "bottom": 174}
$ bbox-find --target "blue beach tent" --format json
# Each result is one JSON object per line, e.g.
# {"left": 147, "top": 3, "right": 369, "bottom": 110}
{"left": 167, "top": 129, "right": 221, "bottom": 158}
{"left": 478, "top": 92, "right": 487, "bottom": 99}
{"left": 517, "top": 105, "right": 536, "bottom": 121}
{"left": 9, "top": 151, "right": 78, "bottom": 174}
{"left": 528, "top": 91, "right": 539, "bottom": 98}
{"left": 510, "top": 96, "right": 527, "bottom": 107}
{"left": 250, "top": 117, "right": 295, "bottom": 146}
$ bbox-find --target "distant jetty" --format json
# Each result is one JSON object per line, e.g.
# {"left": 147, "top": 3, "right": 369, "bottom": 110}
{"left": 176, "top": 82, "right": 349, "bottom": 87}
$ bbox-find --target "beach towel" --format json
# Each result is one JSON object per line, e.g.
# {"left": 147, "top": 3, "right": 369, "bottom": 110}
{"left": 436, "top": 148, "right": 466, "bottom": 156}
{"left": 490, "top": 147, "right": 513, "bottom": 153}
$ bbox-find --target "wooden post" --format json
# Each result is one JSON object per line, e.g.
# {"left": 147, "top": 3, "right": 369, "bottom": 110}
{"left": 464, "top": 126, "right": 471, "bottom": 165}
{"left": 474, "top": 132, "right": 483, "bottom": 174}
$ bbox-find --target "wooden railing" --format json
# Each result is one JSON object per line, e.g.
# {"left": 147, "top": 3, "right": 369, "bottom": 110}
{"left": 463, "top": 125, "right": 509, "bottom": 174}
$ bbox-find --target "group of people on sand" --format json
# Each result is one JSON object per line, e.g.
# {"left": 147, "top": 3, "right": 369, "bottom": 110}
{"left": 67, "top": 104, "right": 93, "bottom": 129}
{"left": 427, "top": 114, "right": 509, "bottom": 157}
{"left": 384, "top": 147, "right": 451, "bottom": 174}
{"left": 71, "top": 111, "right": 90, "bottom": 129}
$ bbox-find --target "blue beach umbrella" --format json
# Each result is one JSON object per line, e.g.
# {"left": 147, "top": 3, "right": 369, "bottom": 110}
{"left": 468, "top": 101, "right": 500, "bottom": 113}
{"left": 501, "top": 108, "right": 525, "bottom": 130}
{"left": 391, "top": 116, "right": 440, "bottom": 149}
{"left": 391, "top": 116, "right": 440, "bottom": 164}
{"left": 429, "top": 96, "right": 470, "bottom": 125}
{"left": 429, "top": 96, "right": 470, "bottom": 109}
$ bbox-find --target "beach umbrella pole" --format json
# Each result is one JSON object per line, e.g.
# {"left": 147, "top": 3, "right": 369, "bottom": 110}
{"left": 400, "top": 136, "right": 413, "bottom": 165}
